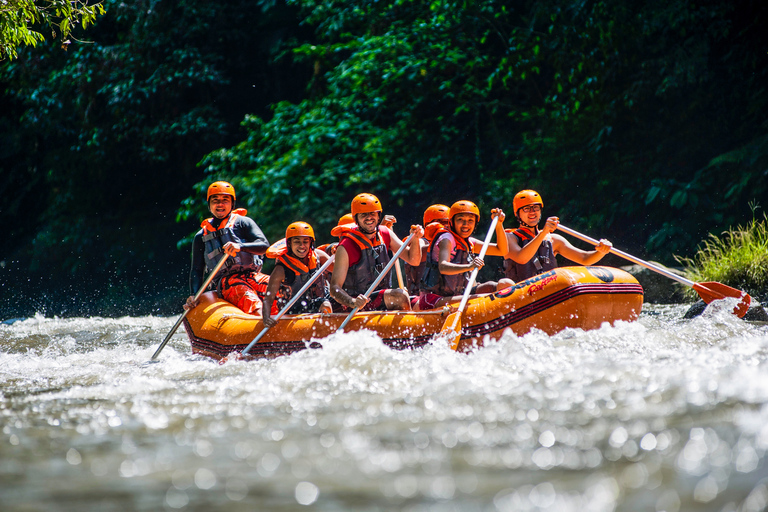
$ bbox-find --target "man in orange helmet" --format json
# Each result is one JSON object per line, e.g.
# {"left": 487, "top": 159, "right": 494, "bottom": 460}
{"left": 262, "top": 222, "right": 333, "bottom": 327}
{"left": 330, "top": 193, "right": 424, "bottom": 312}
{"left": 418, "top": 200, "right": 514, "bottom": 310}
{"left": 184, "top": 181, "right": 270, "bottom": 314}
{"left": 504, "top": 189, "right": 612, "bottom": 282}
{"left": 403, "top": 204, "right": 451, "bottom": 297}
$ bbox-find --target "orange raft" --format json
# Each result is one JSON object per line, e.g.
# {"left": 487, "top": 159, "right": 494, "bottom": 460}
{"left": 183, "top": 266, "right": 643, "bottom": 360}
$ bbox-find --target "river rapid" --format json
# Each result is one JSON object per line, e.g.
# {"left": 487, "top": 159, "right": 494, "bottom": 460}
{"left": 2, "top": 301, "right": 768, "bottom": 511}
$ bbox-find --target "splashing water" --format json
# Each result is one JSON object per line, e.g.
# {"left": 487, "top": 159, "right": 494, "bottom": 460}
{"left": 2, "top": 305, "right": 768, "bottom": 511}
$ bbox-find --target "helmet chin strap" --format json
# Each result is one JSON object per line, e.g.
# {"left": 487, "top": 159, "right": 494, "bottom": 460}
{"left": 517, "top": 215, "right": 539, "bottom": 231}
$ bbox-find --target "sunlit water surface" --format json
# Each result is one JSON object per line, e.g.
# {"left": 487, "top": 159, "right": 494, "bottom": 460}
{"left": 2, "top": 301, "right": 768, "bottom": 511}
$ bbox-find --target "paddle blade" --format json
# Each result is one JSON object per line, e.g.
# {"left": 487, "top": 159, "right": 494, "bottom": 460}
{"left": 437, "top": 311, "right": 463, "bottom": 351}
{"left": 693, "top": 281, "right": 752, "bottom": 318}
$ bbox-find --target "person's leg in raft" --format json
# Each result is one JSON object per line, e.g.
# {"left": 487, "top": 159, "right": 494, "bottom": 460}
{"left": 475, "top": 278, "right": 515, "bottom": 294}
{"left": 222, "top": 283, "right": 264, "bottom": 315}
{"left": 382, "top": 288, "right": 412, "bottom": 311}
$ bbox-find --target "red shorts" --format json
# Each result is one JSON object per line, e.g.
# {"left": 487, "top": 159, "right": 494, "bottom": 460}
{"left": 331, "top": 289, "right": 387, "bottom": 313}
{"left": 418, "top": 292, "right": 443, "bottom": 311}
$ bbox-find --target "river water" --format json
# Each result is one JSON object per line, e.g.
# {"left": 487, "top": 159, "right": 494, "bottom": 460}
{"left": 2, "top": 300, "right": 768, "bottom": 511}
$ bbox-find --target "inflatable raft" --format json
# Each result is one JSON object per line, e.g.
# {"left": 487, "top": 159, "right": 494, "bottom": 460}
{"left": 183, "top": 266, "right": 643, "bottom": 360}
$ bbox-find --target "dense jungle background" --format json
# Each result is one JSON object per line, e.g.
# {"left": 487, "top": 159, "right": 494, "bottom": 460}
{"left": 1, "top": 0, "right": 766, "bottom": 319}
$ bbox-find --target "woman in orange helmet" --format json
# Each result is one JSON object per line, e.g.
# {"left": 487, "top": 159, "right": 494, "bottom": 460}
{"left": 330, "top": 193, "right": 424, "bottom": 312}
{"left": 418, "top": 201, "right": 514, "bottom": 311}
{"left": 504, "top": 189, "right": 612, "bottom": 282}
{"left": 262, "top": 222, "right": 333, "bottom": 327}
{"left": 184, "top": 181, "right": 270, "bottom": 315}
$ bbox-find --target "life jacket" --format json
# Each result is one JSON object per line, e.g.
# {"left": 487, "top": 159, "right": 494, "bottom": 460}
{"left": 201, "top": 209, "right": 262, "bottom": 283}
{"left": 503, "top": 227, "right": 557, "bottom": 281}
{"left": 419, "top": 228, "right": 474, "bottom": 296}
{"left": 404, "top": 222, "right": 445, "bottom": 295}
{"left": 316, "top": 242, "right": 337, "bottom": 255}
{"left": 340, "top": 226, "right": 392, "bottom": 297}
{"left": 266, "top": 239, "right": 327, "bottom": 302}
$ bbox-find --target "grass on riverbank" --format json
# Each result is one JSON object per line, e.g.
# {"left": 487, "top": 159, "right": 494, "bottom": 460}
{"left": 679, "top": 214, "right": 768, "bottom": 302}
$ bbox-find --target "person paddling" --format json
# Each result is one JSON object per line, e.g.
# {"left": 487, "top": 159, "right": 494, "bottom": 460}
{"left": 418, "top": 201, "right": 514, "bottom": 310}
{"left": 504, "top": 189, "right": 612, "bottom": 282}
{"left": 184, "top": 181, "right": 270, "bottom": 314}
{"left": 262, "top": 222, "right": 333, "bottom": 327}
{"left": 329, "top": 193, "right": 423, "bottom": 312}
{"left": 403, "top": 204, "right": 451, "bottom": 297}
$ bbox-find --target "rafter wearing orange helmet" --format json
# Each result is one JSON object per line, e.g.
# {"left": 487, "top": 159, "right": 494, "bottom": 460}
{"left": 262, "top": 222, "right": 333, "bottom": 327}
{"left": 402, "top": 204, "right": 451, "bottom": 296}
{"left": 504, "top": 189, "right": 612, "bottom": 282}
{"left": 185, "top": 181, "right": 270, "bottom": 316}
{"left": 416, "top": 200, "right": 514, "bottom": 311}
{"left": 329, "top": 193, "right": 424, "bottom": 313}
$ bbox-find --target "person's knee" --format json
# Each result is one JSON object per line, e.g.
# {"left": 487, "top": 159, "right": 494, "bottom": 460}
{"left": 498, "top": 278, "right": 515, "bottom": 290}
{"left": 475, "top": 282, "right": 497, "bottom": 294}
{"left": 386, "top": 288, "right": 411, "bottom": 310}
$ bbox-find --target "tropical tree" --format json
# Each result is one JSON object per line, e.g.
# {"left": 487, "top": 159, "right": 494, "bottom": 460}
{"left": 0, "top": 0, "right": 105, "bottom": 60}
{"left": 185, "top": 0, "right": 768, "bottom": 260}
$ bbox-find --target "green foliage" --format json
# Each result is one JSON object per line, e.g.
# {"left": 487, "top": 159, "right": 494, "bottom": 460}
{"left": 680, "top": 212, "right": 768, "bottom": 301}
{"left": 187, "top": 0, "right": 768, "bottom": 258}
{"left": 0, "top": 0, "right": 105, "bottom": 60}
{"left": 0, "top": 0, "right": 311, "bottom": 318}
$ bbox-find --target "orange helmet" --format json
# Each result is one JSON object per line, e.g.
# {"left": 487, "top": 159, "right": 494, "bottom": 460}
{"left": 449, "top": 200, "right": 480, "bottom": 222}
{"left": 350, "top": 193, "right": 382, "bottom": 216}
{"left": 330, "top": 213, "right": 356, "bottom": 237}
{"left": 285, "top": 221, "right": 315, "bottom": 242}
{"left": 423, "top": 204, "right": 450, "bottom": 226}
{"left": 513, "top": 190, "right": 543, "bottom": 214}
{"left": 207, "top": 181, "right": 236, "bottom": 202}
{"left": 337, "top": 213, "right": 354, "bottom": 226}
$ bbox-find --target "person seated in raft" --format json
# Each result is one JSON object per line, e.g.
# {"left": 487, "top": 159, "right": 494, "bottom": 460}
{"left": 262, "top": 222, "right": 333, "bottom": 327}
{"left": 317, "top": 213, "right": 355, "bottom": 256}
{"left": 329, "top": 193, "right": 424, "bottom": 312}
{"left": 184, "top": 181, "right": 270, "bottom": 314}
{"left": 503, "top": 189, "right": 612, "bottom": 282}
{"left": 418, "top": 201, "right": 515, "bottom": 311}
{"left": 404, "top": 204, "right": 451, "bottom": 297}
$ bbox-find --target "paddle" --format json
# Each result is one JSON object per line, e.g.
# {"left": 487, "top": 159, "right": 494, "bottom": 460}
{"left": 241, "top": 254, "right": 336, "bottom": 356}
{"left": 337, "top": 231, "right": 418, "bottom": 332}
{"left": 439, "top": 216, "right": 500, "bottom": 350}
{"left": 149, "top": 254, "right": 230, "bottom": 361}
{"left": 394, "top": 259, "right": 407, "bottom": 291}
{"left": 556, "top": 224, "right": 752, "bottom": 318}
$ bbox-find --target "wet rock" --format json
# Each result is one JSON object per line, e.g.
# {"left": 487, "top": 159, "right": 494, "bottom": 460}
{"left": 620, "top": 264, "right": 688, "bottom": 304}
{"left": 683, "top": 299, "right": 768, "bottom": 321}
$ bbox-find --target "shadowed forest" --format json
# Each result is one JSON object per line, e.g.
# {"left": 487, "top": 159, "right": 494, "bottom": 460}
{"left": 1, "top": 0, "right": 766, "bottom": 318}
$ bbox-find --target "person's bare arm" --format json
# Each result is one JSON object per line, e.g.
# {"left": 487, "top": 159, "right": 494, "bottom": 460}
{"left": 329, "top": 245, "right": 368, "bottom": 309}
{"left": 551, "top": 234, "right": 612, "bottom": 265}
{"left": 506, "top": 216, "right": 559, "bottom": 264}
{"left": 386, "top": 225, "right": 425, "bottom": 266}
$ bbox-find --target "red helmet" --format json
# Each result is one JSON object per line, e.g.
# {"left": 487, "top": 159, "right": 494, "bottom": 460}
{"left": 207, "top": 181, "right": 236, "bottom": 202}
{"left": 286, "top": 221, "right": 315, "bottom": 242}
{"left": 351, "top": 193, "right": 382, "bottom": 215}
{"left": 423, "top": 204, "right": 450, "bottom": 226}
{"left": 449, "top": 200, "right": 480, "bottom": 222}
{"left": 513, "top": 190, "right": 543, "bottom": 215}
